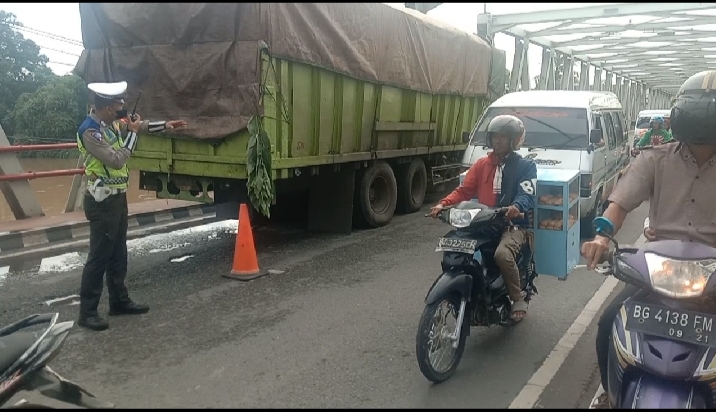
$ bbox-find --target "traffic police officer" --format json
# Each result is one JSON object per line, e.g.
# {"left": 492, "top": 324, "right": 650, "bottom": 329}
{"left": 77, "top": 81, "right": 187, "bottom": 331}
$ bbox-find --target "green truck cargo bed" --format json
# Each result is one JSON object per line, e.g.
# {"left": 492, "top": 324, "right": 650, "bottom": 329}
{"left": 76, "top": 3, "right": 505, "bottom": 232}
{"left": 129, "top": 52, "right": 489, "bottom": 182}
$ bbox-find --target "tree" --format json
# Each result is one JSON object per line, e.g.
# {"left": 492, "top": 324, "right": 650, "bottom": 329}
{"left": 7, "top": 74, "right": 88, "bottom": 143}
{"left": 0, "top": 11, "right": 54, "bottom": 133}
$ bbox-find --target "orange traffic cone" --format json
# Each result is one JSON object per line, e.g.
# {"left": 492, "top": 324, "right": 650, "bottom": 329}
{"left": 223, "top": 203, "right": 268, "bottom": 281}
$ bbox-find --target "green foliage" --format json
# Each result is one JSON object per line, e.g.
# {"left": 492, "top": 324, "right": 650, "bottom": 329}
{"left": 6, "top": 74, "right": 88, "bottom": 143}
{"left": 0, "top": 10, "right": 54, "bottom": 134}
{"left": 246, "top": 116, "right": 275, "bottom": 218}
{"left": 0, "top": 10, "right": 87, "bottom": 159}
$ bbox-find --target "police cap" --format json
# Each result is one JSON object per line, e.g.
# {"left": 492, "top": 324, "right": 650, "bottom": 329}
{"left": 88, "top": 81, "right": 127, "bottom": 104}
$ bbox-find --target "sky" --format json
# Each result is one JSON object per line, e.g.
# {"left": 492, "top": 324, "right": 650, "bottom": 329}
{"left": 2, "top": 2, "right": 612, "bottom": 79}
{"left": 3, "top": 2, "right": 712, "bottom": 89}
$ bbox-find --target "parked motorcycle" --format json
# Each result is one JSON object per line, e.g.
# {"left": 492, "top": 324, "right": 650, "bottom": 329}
{"left": 0, "top": 313, "right": 114, "bottom": 409}
{"left": 593, "top": 216, "right": 716, "bottom": 408}
{"left": 415, "top": 201, "right": 538, "bottom": 383}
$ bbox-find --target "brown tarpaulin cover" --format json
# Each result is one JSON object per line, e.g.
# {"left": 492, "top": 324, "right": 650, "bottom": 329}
{"left": 76, "top": 3, "right": 501, "bottom": 140}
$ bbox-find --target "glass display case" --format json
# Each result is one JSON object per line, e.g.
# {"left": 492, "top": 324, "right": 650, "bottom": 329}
{"left": 532, "top": 169, "right": 581, "bottom": 280}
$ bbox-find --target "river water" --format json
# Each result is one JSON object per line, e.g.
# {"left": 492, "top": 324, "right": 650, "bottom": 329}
{"left": 0, "top": 158, "right": 157, "bottom": 223}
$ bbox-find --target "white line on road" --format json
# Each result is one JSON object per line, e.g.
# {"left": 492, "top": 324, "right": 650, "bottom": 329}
{"left": 44, "top": 294, "right": 80, "bottom": 306}
{"left": 508, "top": 234, "right": 646, "bottom": 409}
{"left": 589, "top": 384, "right": 605, "bottom": 409}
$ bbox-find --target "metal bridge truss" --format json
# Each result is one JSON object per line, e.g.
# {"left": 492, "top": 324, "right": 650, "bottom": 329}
{"left": 477, "top": 3, "right": 716, "bottom": 124}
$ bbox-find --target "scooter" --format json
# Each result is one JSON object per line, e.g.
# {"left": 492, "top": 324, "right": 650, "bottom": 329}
{"left": 593, "top": 216, "right": 716, "bottom": 408}
{"left": 415, "top": 201, "right": 538, "bottom": 383}
{"left": 0, "top": 313, "right": 114, "bottom": 409}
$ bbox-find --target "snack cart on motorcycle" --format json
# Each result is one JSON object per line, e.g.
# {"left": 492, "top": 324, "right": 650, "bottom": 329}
{"left": 414, "top": 168, "right": 582, "bottom": 384}
{"left": 458, "top": 167, "right": 582, "bottom": 280}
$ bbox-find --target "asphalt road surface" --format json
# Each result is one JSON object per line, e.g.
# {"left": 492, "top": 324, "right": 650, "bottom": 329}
{"left": 0, "top": 193, "right": 649, "bottom": 409}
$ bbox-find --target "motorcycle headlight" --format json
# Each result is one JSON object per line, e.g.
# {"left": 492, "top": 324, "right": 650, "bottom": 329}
{"left": 644, "top": 252, "right": 716, "bottom": 298}
{"left": 449, "top": 208, "right": 481, "bottom": 228}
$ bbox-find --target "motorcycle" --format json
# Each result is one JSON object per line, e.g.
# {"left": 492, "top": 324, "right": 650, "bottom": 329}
{"left": 415, "top": 201, "right": 538, "bottom": 383}
{"left": 0, "top": 313, "right": 114, "bottom": 409}
{"left": 592, "top": 216, "right": 716, "bottom": 408}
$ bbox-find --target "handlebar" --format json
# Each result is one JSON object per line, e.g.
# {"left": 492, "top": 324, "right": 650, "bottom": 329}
{"left": 424, "top": 206, "right": 524, "bottom": 221}
{"left": 593, "top": 249, "right": 614, "bottom": 274}
{"left": 574, "top": 249, "right": 614, "bottom": 274}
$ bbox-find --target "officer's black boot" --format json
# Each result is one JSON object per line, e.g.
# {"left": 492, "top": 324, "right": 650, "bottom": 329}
{"left": 78, "top": 314, "right": 109, "bottom": 332}
{"left": 108, "top": 301, "right": 150, "bottom": 316}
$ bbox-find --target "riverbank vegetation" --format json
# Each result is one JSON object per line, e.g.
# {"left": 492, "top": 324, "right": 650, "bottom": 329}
{"left": 1, "top": 10, "right": 87, "bottom": 159}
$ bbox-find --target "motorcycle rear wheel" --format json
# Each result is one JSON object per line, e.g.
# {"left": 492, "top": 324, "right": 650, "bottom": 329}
{"left": 415, "top": 295, "right": 468, "bottom": 383}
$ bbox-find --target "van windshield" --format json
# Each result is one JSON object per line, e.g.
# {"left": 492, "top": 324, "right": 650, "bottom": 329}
{"left": 636, "top": 117, "right": 652, "bottom": 129}
{"left": 470, "top": 107, "right": 589, "bottom": 150}
{"left": 636, "top": 116, "right": 670, "bottom": 130}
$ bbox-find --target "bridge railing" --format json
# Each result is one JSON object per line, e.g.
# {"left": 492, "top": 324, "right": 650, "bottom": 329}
{"left": 0, "top": 125, "right": 86, "bottom": 220}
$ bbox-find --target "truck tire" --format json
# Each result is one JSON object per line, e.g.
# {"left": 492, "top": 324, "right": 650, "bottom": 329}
{"left": 356, "top": 161, "right": 397, "bottom": 228}
{"left": 396, "top": 157, "right": 427, "bottom": 214}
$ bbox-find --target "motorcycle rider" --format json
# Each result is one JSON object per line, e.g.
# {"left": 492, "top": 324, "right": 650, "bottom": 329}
{"left": 632, "top": 115, "right": 673, "bottom": 156}
{"left": 582, "top": 70, "right": 716, "bottom": 407}
{"left": 429, "top": 115, "right": 537, "bottom": 321}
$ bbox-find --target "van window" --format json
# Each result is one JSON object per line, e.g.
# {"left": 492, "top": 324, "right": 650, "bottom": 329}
{"left": 602, "top": 113, "right": 618, "bottom": 150}
{"left": 614, "top": 112, "right": 626, "bottom": 144}
{"left": 470, "top": 107, "right": 589, "bottom": 150}
{"left": 610, "top": 112, "right": 625, "bottom": 145}
{"left": 636, "top": 115, "right": 670, "bottom": 131}
{"left": 636, "top": 117, "right": 652, "bottom": 129}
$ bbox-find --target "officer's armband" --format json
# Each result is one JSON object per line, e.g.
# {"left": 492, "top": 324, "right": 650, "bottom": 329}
{"left": 123, "top": 131, "right": 138, "bottom": 152}
{"left": 147, "top": 121, "right": 167, "bottom": 133}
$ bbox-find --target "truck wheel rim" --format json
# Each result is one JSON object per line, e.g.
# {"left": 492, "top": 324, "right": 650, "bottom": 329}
{"left": 369, "top": 176, "right": 390, "bottom": 214}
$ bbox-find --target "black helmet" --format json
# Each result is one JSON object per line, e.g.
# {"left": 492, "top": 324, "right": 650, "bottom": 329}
{"left": 670, "top": 70, "right": 716, "bottom": 145}
{"left": 486, "top": 115, "right": 525, "bottom": 150}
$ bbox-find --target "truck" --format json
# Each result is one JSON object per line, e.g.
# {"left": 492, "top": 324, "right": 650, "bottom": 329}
{"left": 75, "top": 3, "right": 506, "bottom": 234}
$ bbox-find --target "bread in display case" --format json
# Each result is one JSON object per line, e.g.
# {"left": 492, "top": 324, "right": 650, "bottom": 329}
{"left": 537, "top": 186, "right": 578, "bottom": 207}
{"left": 531, "top": 168, "right": 581, "bottom": 280}
{"left": 536, "top": 208, "right": 578, "bottom": 231}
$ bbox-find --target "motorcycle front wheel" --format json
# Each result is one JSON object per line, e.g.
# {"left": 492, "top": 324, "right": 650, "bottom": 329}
{"left": 415, "top": 294, "right": 468, "bottom": 383}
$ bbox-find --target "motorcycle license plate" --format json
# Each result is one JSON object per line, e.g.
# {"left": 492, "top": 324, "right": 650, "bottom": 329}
{"left": 435, "top": 238, "right": 478, "bottom": 254}
{"left": 624, "top": 301, "right": 716, "bottom": 347}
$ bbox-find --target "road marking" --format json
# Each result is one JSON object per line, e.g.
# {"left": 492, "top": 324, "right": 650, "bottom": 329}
{"left": 170, "top": 254, "right": 194, "bottom": 263}
{"left": 509, "top": 234, "right": 646, "bottom": 409}
{"left": 44, "top": 294, "right": 80, "bottom": 306}
{"left": 589, "top": 385, "right": 605, "bottom": 409}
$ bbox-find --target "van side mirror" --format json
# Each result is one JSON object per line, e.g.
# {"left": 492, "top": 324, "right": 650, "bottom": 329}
{"left": 462, "top": 131, "right": 471, "bottom": 144}
{"left": 630, "top": 121, "right": 636, "bottom": 128}
{"left": 589, "top": 129, "right": 603, "bottom": 144}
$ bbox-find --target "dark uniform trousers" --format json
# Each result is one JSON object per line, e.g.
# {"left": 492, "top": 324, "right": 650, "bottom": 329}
{"left": 79, "top": 191, "right": 131, "bottom": 317}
